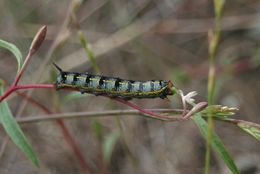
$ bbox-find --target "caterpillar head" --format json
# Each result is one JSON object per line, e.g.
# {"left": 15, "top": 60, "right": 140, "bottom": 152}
{"left": 166, "top": 81, "right": 176, "bottom": 95}
{"left": 53, "top": 62, "right": 64, "bottom": 89}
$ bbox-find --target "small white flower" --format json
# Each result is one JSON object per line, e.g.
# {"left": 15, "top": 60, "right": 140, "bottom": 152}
{"left": 179, "top": 90, "right": 198, "bottom": 116}
{"left": 184, "top": 91, "right": 198, "bottom": 104}
{"left": 179, "top": 90, "right": 198, "bottom": 105}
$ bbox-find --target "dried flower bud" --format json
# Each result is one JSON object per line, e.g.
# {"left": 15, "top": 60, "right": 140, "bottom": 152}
{"left": 29, "top": 25, "right": 47, "bottom": 54}
{"left": 184, "top": 102, "right": 208, "bottom": 119}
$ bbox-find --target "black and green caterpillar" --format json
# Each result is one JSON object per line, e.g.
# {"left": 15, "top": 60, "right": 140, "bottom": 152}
{"left": 54, "top": 63, "right": 175, "bottom": 100}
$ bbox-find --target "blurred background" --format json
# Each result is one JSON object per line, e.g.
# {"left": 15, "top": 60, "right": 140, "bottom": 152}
{"left": 0, "top": 0, "right": 260, "bottom": 173}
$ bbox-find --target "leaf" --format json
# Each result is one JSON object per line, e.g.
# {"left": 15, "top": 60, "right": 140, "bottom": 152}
{"left": 91, "top": 120, "right": 103, "bottom": 140}
{"left": 0, "top": 85, "right": 39, "bottom": 166}
{"left": 193, "top": 115, "right": 240, "bottom": 174}
{"left": 238, "top": 122, "right": 260, "bottom": 141}
{"left": 77, "top": 30, "right": 100, "bottom": 73}
{"left": 103, "top": 130, "right": 120, "bottom": 163}
{"left": 0, "top": 39, "right": 23, "bottom": 73}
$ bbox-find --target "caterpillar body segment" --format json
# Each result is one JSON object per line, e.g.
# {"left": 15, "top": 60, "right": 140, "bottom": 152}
{"left": 54, "top": 63, "right": 175, "bottom": 100}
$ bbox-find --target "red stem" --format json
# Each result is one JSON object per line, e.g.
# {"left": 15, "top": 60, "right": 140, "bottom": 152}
{"left": 113, "top": 97, "right": 184, "bottom": 121}
{"left": 0, "top": 84, "right": 54, "bottom": 102}
{"left": 13, "top": 50, "right": 33, "bottom": 86}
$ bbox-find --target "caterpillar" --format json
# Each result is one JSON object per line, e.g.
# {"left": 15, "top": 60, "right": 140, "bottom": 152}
{"left": 53, "top": 63, "right": 175, "bottom": 100}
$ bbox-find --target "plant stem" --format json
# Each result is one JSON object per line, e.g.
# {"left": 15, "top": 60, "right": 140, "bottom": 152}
{"left": 0, "top": 84, "right": 54, "bottom": 102}
{"left": 214, "top": 117, "right": 260, "bottom": 128}
{"left": 113, "top": 97, "right": 184, "bottom": 121}
{"left": 13, "top": 50, "right": 33, "bottom": 86}
{"left": 70, "top": 4, "right": 100, "bottom": 74}
{"left": 16, "top": 109, "right": 184, "bottom": 123}
{"left": 77, "top": 30, "right": 100, "bottom": 73}
{"left": 205, "top": 1, "right": 225, "bottom": 173}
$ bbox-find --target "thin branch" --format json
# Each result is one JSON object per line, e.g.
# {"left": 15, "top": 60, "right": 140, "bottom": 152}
{"left": 113, "top": 97, "right": 185, "bottom": 121}
{"left": 214, "top": 117, "right": 260, "bottom": 128}
{"left": 113, "top": 97, "right": 207, "bottom": 121}
{"left": 0, "top": 84, "right": 54, "bottom": 102}
{"left": 16, "top": 109, "right": 184, "bottom": 123}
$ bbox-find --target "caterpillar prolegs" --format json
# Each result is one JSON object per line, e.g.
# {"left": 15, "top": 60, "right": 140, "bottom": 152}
{"left": 53, "top": 63, "right": 175, "bottom": 100}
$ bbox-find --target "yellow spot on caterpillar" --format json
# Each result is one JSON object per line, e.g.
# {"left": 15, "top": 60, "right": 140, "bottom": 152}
{"left": 90, "top": 78, "right": 99, "bottom": 81}
{"left": 132, "top": 83, "right": 139, "bottom": 86}
{"left": 77, "top": 76, "right": 86, "bottom": 79}
{"left": 119, "top": 82, "right": 127, "bottom": 85}
{"left": 103, "top": 80, "right": 114, "bottom": 83}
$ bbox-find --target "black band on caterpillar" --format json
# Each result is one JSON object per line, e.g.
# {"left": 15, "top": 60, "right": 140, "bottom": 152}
{"left": 53, "top": 63, "right": 175, "bottom": 99}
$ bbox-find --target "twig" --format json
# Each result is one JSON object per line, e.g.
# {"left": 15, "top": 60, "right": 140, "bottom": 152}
{"left": 112, "top": 97, "right": 207, "bottom": 121}
{"left": 113, "top": 97, "right": 185, "bottom": 121}
{"left": 0, "top": 84, "right": 54, "bottom": 102}
{"left": 214, "top": 117, "right": 260, "bottom": 128}
{"left": 16, "top": 109, "right": 185, "bottom": 123}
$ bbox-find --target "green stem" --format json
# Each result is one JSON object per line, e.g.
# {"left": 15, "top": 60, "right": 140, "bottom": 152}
{"left": 78, "top": 30, "right": 100, "bottom": 73}
{"left": 205, "top": 1, "right": 224, "bottom": 173}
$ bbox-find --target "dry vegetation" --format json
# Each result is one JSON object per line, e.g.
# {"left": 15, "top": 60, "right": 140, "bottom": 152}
{"left": 0, "top": 0, "right": 260, "bottom": 174}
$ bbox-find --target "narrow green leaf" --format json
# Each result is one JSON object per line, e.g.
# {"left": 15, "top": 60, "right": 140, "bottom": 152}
{"left": 0, "top": 86, "right": 39, "bottom": 166}
{"left": 103, "top": 130, "right": 120, "bottom": 163}
{"left": 193, "top": 115, "right": 240, "bottom": 174}
{"left": 91, "top": 120, "right": 103, "bottom": 140}
{"left": 0, "top": 39, "right": 23, "bottom": 73}
{"left": 238, "top": 123, "right": 260, "bottom": 141}
{"left": 77, "top": 30, "right": 100, "bottom": 73}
